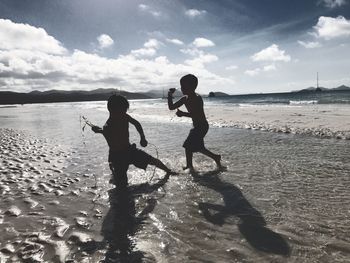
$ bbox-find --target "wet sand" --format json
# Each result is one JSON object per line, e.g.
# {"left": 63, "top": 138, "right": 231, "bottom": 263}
{"left": 0, "top": 129, "right": 104, "bottom": 262}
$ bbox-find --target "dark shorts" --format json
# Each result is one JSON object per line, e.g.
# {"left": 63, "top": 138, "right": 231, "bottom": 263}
{"left": 108, "top": 144, "right": 153, "bottom": 171}
{"left": 183, "top": 122, "right": 209, "bottom": 152}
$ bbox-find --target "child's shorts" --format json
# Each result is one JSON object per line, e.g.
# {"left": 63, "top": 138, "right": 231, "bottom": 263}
{"left": 183, "top": 121, "right": 209, "bottom": 152}
{"left": 109, "top": 144, "right": 153, "bottom": 171}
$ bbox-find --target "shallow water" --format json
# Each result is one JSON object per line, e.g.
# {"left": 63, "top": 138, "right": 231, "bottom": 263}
{"left": 0, "top": 102, "right": 349, "bottom": 262}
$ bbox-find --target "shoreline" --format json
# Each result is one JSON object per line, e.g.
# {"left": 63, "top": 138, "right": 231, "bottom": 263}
{"left": 206, "top": 104, "right": 350, "bottom": 140}
{"left": 131, "top": 104, "right": 350, "bottom": 140}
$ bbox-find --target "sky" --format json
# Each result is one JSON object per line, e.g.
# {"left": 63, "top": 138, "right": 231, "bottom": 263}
{"left": 0, "top": 0, "right": 350, "bottom": 95}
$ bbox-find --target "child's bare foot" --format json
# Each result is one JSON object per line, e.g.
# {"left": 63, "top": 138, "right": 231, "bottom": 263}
{"left": 182, "top": 166, "right": 195, "bottom": 173}
{"left": 166, "top": 170, "right": 178, "bottom": 175}
{"left": 214, "top": 154, "right": 222, "bottom": 167}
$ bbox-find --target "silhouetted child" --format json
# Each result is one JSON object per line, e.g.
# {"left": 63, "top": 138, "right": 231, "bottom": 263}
{"left": 92, "top": 95, "right": 174, "bottom": 188}
{"left": 168, "top": 74, "right": 221, "bottom": 170}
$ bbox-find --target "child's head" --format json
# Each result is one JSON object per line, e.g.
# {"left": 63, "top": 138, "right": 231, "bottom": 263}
{"left": 107, "top": 95, "right": 129, "bottom": 113}
{"left": 180, "top": 74, "right": 198, "bottom": 95}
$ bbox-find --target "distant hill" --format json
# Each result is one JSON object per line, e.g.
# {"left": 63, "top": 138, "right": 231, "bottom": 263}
{"left": 208, "top": 91, "right": 229, "bottom": 97}
{"left": 143, "top": 89, "right": 184, "bottom": 98}
{"left": 332, "top": 85, "right": 350, "bottom": 91}
{"left": 295, "top": 85, "right": 350, "bottom": 93}
{"left": 0, "top": 89, "right": 151, "bottom": 105}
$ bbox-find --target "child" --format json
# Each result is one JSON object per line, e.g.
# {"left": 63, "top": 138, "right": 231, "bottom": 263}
{"left": 168, "top": 74, "right": 221, "bottom": 170}
{"left": 92, "top": 95, "right": 174, "bottom": 188}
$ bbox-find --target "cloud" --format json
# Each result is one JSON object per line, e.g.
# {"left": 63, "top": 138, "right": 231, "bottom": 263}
{"left": 180, "top": 40, "right": 218, "bottom": 68}
{"left": 130, "top": 38, "right": 162, "bottom": 58}
{"left": 192, "top": 38, "right": 215, "bottom": 48}
{"left": 245, "top": 68, "right": 261, "bottom": 76}
{"left": 0, "top": 19, "right": 66, "bottom": 55}
{"left": 130, "top": 48, "right": 157, "bottom": 57}
{"left": 298, "top": 40, "right": 322, "bottom": 48}
{"left": 138, "top": 4, "right": 162, "bottom": 18}
{"left": 225, "top": 65, "right": 238, "bottom": 70}
{"left": 185, "top": 9, "right": 207, "bottom": 18}
{"left": 313, "top": 16, "right": 350, "bottom": 40}
{"left": 184, "top": 53, "right": 218, "bottom": 68}
{"left": 319, "top": 0, "right": 347, "bottom": 8}
{"left": 251, "top": 44, "right": 291, "bottom": 62}
{"left": 166, "top": 38, "right": 184, "bottom": 45}
{"left": 263, "top": 64, "right": 276, "bottom": 72}
{"left": 97, "top": 34, "right": 114, "bottom": 49}
{"left": 245, "top": 64, "right": 276, "bottom": 76}
{"left": 144, "top": 39, "right": 162, "bottom": 49}
{"left": 0, "top": 20, "right": 233, "bottom": 92}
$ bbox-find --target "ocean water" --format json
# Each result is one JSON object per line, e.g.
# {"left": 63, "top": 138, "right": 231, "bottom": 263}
{"left": 0, "top": 101, "right": 349, "bottom": 262}
{"left": 205, "top": 90, "right": 350, "bottom": 106}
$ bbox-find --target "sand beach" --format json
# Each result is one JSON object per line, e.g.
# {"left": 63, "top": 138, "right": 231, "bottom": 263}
{"left": 0, "top": 101, "right": 349, "bottom": 262}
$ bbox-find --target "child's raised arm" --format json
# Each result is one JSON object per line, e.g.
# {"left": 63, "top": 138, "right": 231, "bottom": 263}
{"left": 91, "top": 126, "right": 103, "bottom": 134}
{"left": 168, "top": 89, "right": 186, "bottom": 110}
{"left": 128, "top": 115, "right": 148, "bottom": 147}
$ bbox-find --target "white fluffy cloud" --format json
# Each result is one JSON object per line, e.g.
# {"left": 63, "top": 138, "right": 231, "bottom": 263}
{"left": 166, "top": 38, "right": 184, "bottom": 45}
{"left": 313, "top": 16, "right": 350, "bottom": 40}
{"left": 244, "top": 64, "right": 276, "bottom": 77}
{"left": 185, "top": 53, "right": 218, "bottom": 68}
{"left": 180, "top": 38, "right": 218, "bottom": 68}
{"left": 144, "top": 39, "right": 162, "bottom": 49}
{"left": 130, "top": 38, "right": 162, "bottom": 58}
{"left": 320, "top": 0, "right": 346, "bottom": 8}
{"left": 97, "top": 34, "right": 114, "bottom": 49}
{"left": 298, "top": 40, "right": 322, "bottom": 48}
{"left": 0, "top": 19, "right": 66, "bottom": 55}
{"left": 192, "top": 38, "right": 215, "bottom": 48}
{"left": 0, "top": 20, "right": 233, "bottom": 92}
{"left": 138, "top": 4, "right": 162, "bottom": 18}
{"left": 185, "top": 9, "right": 207, "bottom": 18}
{"left": 251, "top": 44, "right": 291, "bottom": 62}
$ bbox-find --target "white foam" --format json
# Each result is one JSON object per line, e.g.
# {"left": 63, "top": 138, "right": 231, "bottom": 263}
{"left": 289, "top": 100, "right": 318, "bottom": 105}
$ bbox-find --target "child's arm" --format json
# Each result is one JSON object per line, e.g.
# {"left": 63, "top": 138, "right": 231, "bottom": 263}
{"left": 176, "top": 109, "right": 191, "bottom": 118}
{"left": 128, "top": 115, "right": 148, "bottom": 147}
{"left": 91, "top": 126, "right": 103, "bottom": 134}
{"left": 168, "top": 89, "right": 186, "bottom": 110}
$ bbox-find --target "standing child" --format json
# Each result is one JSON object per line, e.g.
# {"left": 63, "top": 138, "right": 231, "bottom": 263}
{"left": 92, "top": 95, "right": 174, "bottom": 188}
{"left": 168, "top": 74, "right": 222, "bottom": 170}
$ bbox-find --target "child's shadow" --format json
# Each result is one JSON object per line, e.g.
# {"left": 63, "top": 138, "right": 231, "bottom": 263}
{"left": 191, "top": 170, "right": 290, "bottom": 256}
{"left": 100, "top": 174, "right": 170, "bottom": 262}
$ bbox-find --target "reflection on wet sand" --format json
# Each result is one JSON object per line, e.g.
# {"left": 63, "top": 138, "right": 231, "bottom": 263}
{"left": 100, "top": 174, "right": 170, "bottom": 262}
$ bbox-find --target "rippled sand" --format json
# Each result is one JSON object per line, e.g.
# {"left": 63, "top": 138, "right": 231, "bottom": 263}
{"left": 1, "top": 102, "right": 350, "bottom": 262}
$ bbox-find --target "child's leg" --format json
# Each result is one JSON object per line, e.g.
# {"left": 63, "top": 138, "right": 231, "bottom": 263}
{"left": 149, "top": 157, "right": 172, "bottom": 173}
{"left": 110, "top": 162, "right": 128, "bottom": 188}
{"left": 115, "top": 167, "right": 128, "bottom": 188}
{"left": 199, "top": 148, "right": 221, "bottom": 166}
{"left": 184, "top": 149, "right": 194, "bottom": 169}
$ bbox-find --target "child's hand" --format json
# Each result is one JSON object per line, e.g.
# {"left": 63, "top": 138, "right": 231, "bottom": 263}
{"left": 140, "top": 137, "right": 148, "bottom": 147}
{"left": 168, "top": 88, "right": 176, "bottom": 95}
{"left": 176, "top": 110, "right": 184, "bottom": 117}
{"left": 91, "top": 126, "right": 102, "bottom": 133}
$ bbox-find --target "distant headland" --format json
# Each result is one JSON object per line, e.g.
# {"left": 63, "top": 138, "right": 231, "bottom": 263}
{"left": 0, "top": 85, "right": 349, "bottom": 105}
{"left": 293, "top": 85, "right": 350, "bottom": 93}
